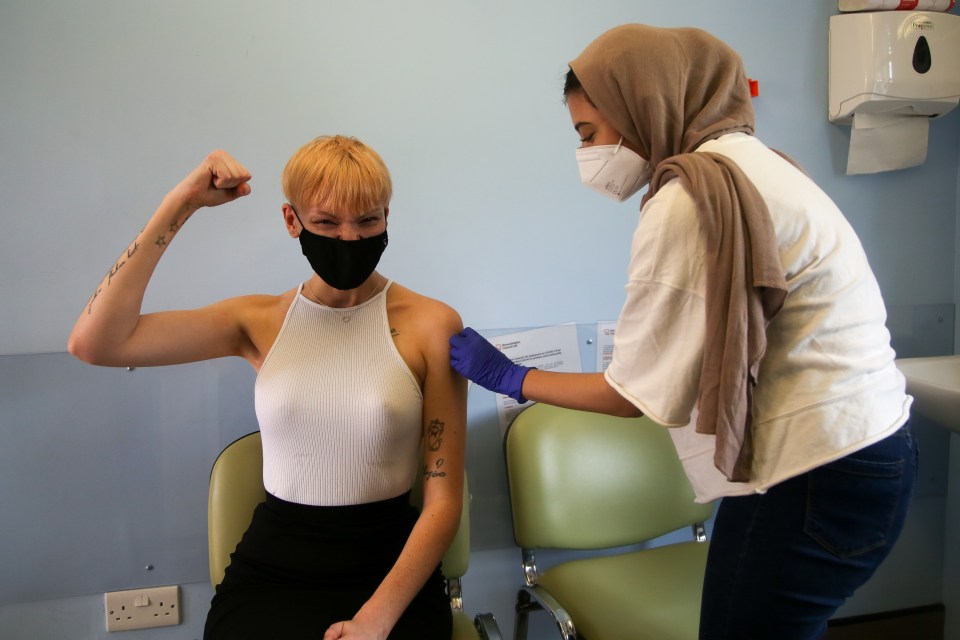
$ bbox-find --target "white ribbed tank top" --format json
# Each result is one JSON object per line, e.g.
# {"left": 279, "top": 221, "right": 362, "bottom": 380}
{"left": 254, "top": 281, "right": 423, "bottom": 506}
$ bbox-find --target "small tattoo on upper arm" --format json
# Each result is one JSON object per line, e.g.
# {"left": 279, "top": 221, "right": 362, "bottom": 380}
{"left": 390, "top": 327, "right": 399, "bottom": 337}
{"left": 154, "top": 235, "right": 167, "bottom": 248}
{"left": 426, "top": 419, "right": 444, "bottom": 451}
{"left": 424, "top": 458, "right": 447, "bottom": 480}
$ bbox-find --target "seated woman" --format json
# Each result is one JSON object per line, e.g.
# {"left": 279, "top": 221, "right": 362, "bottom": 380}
{"left": 68, "top": 135, "right": 466, "bottom": 640}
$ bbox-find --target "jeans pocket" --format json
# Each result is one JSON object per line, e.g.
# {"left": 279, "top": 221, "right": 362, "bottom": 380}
{"left": 803, "top": 452, "right": 905, "bottom": 559}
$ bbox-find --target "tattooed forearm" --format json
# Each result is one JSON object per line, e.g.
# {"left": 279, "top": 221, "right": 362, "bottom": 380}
{"left": 85, "top": 216, "right": 180, "bottom": 315}
{"left": 107, "top": 259, "right": 126, "bottom": 285}
{"left": 86, "top": 286, "right": 102, "bottom": 315}
{"left": 156, "top": 216, "right": 187, "bottom": 248}
{"left": 426, "top": 419, "right": 444, "bottom": 451}
{"left": 107, "top": 240, "right": 140, "bottom": 285}
{"left": 87, "top": 236, "right": 141, "bottom": 314}
{"left": 86, "top": 215, "right": 180, "bottom": 315}
{"left": 423, "top": 458, "right": 447, "bottom": 480}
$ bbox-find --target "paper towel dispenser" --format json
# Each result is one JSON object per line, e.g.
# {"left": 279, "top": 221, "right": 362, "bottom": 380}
{"left": 829, "top": 11, "right": 960, "bottom": 124}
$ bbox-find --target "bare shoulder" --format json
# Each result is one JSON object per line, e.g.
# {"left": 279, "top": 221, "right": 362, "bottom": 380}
{"left": 207, "top": 287, "right": 297, "bottom": 322}
{"left": 387, "top": 282, "right": 463, "bottom": 335}
{"left": 215, "top": 287, "right": 299, "bottom": 367}
{"left": 230, "top": 287, "right": 298, "bottom": 311}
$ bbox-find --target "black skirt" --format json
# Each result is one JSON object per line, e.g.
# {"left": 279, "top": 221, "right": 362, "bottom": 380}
{"left": 204, "top": 491, "right": 452, "bottom": 640}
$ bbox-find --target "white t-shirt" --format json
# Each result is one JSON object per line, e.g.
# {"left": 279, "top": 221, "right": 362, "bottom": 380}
{"left": 604, "top": 133, "right": 911, "bottom": 503}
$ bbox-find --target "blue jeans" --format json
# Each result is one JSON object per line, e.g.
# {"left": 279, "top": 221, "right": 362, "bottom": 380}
{"left": 699, "top": 422, "right": 918, "bottom": 640}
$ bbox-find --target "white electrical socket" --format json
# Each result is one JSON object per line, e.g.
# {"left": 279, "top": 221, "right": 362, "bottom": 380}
{"left": 104, "top": 585, "right": 180, "bottom": 631}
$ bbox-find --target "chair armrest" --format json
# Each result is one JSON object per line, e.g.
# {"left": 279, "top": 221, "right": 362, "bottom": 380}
{"left": 518, "top": 585, "right": 576, "bottom": 640}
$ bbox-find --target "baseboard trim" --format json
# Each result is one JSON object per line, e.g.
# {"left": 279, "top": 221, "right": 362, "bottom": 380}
{"left": 825, "top": 603, "right": 944, "bottom": 640}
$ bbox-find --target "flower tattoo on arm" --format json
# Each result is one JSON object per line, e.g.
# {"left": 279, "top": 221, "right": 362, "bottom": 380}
{"left": 426, "top": 418, "right": 444, "bottom": 452}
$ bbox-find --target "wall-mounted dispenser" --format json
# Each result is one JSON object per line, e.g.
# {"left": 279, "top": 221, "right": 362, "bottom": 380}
{"left": 829, "top": 11, "right": 960, "bottom": 174}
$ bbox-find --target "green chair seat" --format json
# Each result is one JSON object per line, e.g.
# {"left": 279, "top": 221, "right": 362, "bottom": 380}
{"left": 538, "top": 541, "right": 709, "bottom": 640}
{"left": 451, "top": 610, "right": 476, "bottom": 638}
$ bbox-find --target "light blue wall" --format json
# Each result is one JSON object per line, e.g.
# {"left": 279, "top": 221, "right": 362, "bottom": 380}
{"left": 1, "top": 1, "right": 958, "bottom": 638}
{"left": 3, "top": 0, "right": 957, "bottom": 354}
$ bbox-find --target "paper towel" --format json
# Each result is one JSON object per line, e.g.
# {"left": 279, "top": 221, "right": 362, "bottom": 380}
{"left": 846, "top": 112, "right": 929, "bottom": 175}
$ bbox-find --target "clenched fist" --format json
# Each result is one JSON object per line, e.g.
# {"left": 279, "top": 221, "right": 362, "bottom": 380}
{"left": 169, "top": 149, "right": 252, "bottom": 210}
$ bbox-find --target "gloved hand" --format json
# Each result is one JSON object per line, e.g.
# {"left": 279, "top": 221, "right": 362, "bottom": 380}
{"left": 450, "top": 327, "right": 531, "bottom": 403}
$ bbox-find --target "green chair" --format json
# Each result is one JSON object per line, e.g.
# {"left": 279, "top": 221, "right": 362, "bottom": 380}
{"left": 504, "top": 404, "right": 715, "bottom": 640}
{"left": 208, "top": 431, "right": 502, "bottom": 640}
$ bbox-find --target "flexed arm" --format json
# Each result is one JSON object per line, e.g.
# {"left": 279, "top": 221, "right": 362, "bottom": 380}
{"left": 68, "top": 151, "right": 253, "bottom": 367}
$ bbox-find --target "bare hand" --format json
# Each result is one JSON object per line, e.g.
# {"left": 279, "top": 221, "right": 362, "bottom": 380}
{"left": 322, "top": 619, "right": 385, "bottom": 640}
{"left": 169, "top": 150, "right": 252, "bottom": 210}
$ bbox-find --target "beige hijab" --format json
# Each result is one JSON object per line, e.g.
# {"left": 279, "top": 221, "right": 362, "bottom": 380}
{"left": 571, "top": 24, "right": 789, "bottom": 482}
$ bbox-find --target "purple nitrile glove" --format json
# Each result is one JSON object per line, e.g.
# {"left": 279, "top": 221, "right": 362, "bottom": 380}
{"left": 450, "top": 327, "right": 531, "bottom": 403}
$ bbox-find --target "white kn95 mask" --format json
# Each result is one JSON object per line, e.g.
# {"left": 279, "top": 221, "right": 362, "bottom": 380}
{"left": 576, "top": 137, "right": 651, "bottom": 202}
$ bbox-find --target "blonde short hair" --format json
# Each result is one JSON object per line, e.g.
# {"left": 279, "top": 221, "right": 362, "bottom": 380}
{"left": 282, "top": 135, "right": 392, "bottom": 213}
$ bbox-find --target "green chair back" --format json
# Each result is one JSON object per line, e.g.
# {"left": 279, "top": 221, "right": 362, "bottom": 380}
{"left": 506, "top": 403, "right": 713, "bottom": 551}
{"left": 208, "top": 432, "right": 265, "bottom": 587}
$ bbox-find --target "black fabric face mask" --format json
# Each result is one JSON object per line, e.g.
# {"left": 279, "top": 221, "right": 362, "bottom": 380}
{"left": 292, "top": 208, "right": 388, "bottom": 291}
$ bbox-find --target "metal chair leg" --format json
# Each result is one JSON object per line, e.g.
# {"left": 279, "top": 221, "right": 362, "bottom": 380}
{"left": 474, "top": 612, "right": 503, "bottom": 640}
{"left": 514, "top": 589, "right": 537, "bottom": 640}
{"left": 515, "top": 586, "right": 576, "bottom": 640}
